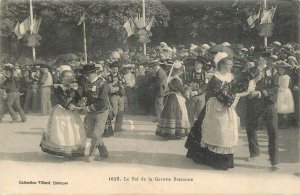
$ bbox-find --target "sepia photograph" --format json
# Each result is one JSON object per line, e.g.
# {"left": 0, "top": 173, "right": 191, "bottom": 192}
{"left": 0, "top": 0, "right": 299, "bottom": 194}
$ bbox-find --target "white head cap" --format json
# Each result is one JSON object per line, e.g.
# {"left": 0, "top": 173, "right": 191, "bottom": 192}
{"left": 246, "top": 61, "right": 255, "bottom": 68}
{"left": 160, "top": 42, "right": 168, "bottom": 48}
{"left": 288, "top": 56, "right": 298, "bottom": 65}
{"left": 222, "top": 42, "right": 231, "bottom": 47}
{"left": 4, "top": 63, "right": 14, "bottom": 68}
{"left": 190, "top": 44, "right": 198, "bottom": 51}
{"left": 273, "top": 41, "right": 281, "bottom": 46}
{"left": 173, "top": 60, "right": 182, "bottom": 69}
{"left": 270, "top": 55, "right": 278, "bottom": 60}
{"left": 202, "top": 44, "right": 210, "bottom": 50}
{"left": 111, "top": 51, "right": 121, "bottom": 59}
{"left": 59, "top": 65, "right": 72, "bottom": 74}
{"left": 214, "top": 52, "right": 229, "bottom": 65}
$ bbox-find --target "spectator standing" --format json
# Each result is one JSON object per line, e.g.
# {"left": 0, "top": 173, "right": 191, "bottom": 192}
{"left": 23, "top": 67, "right": 39, "bottom": 113}
{"left": 40, "top": 64, "right": 53, "bottom": 115}
{"left": 0, "top": 68, "right": 6, "bottom": 122}
{"left": 123, "top": 64, "right": 136, "bottom": 114}
{"left": 276, "top": 62, "right": 295, "bottom": 129}
{"left": 185, "top": 56, "right": 208, "bottom": 124}
{"left": 149, "top": 59, "right": 168, "bottom": 122}
{"left": 107, "top": 61, "right": 125, "bottom": 132}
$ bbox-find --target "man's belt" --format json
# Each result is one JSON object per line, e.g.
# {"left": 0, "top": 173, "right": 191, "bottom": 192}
{"left": 111, "top": 92, "right": 122, "bottom": 96}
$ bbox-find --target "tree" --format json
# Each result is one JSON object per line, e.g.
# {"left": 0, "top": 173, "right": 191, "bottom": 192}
{"left": 0, "top": 0, "right": 170, "bottom": 59}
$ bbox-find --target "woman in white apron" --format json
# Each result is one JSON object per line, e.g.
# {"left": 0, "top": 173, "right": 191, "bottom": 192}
{"left": 40, "top": 67, "right": 86, "bottom": 157}
{"left": 185, "top": 52, "right": 247, "bottom": 170}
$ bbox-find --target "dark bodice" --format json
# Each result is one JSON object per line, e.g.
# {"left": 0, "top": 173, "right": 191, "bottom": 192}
{"left": 168, "top": 77, "right": 185, "bottom": 95}
{"left": 82, "top": 77, "right": 109, "bottom": 113}
{"left": 54, "top": 85, "right": 81, "bottom": 109}
{"left": 205, "top": 75, "right": 236, "bottom": 107}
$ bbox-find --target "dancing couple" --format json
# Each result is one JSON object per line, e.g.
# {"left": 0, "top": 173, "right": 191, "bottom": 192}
{"left": 40, "top": 64, "right": 109, "bottom": 162}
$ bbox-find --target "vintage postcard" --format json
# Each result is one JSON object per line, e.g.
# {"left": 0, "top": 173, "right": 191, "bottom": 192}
{"left": 0, "top": 0, "right": 299, "bottom": 194}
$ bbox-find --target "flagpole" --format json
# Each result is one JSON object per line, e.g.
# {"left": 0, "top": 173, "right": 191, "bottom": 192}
{"left": 142, "top": 0, "right": 146, "bottom": 56}
{"left": 29, "top": 0, "right": 36, "bottom": 61}
{"left": 263, "top": 0, "right": 267, "bottom": 47}
{"left": 83, "top": 13, "right": 87, "bottom": 64}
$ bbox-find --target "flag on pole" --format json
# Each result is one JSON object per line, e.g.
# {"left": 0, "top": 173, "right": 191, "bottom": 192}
{"left": 260, "top": 7, "right": 276, "bottom": 24}
{"left": 14, "top": 22, "right": 23, "bottom": 39}
{"left": 123, "top": 20, "right": 134, "bottom": 37}
{"left": 130, "top": 19, "right": 136, "bottom": 34}
{"left": 146, "top": 17, "right": 154, "bottom": 31}
{"left": 247, "top": 9, "right": 261, "bottom": 28}
{"left": 232, "top": 0, "right": 238, "bottom": 7}
{"left": 32, "top": 17, "right": 42, "bottom": 34}
{"left": 134, "top": 16, "right": 144, "bottom": 29}
{"left": 78, "top": 14, "right": 85, "bottom": 25}
{"left": 20, "top": 17, "right": 31, "bottom": 35}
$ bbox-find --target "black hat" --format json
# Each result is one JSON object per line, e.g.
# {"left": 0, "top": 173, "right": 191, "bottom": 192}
{"left": 249, "top": 67, "right": 261, "bottom": 80}
{"left": 194, "top": 56, "right": 208, "bottom": 64}
{"left": 31, "top": 63, "right": 51, "bottom": 71}
{"left": 148, "top": 59, "right": 160, "bottom": 66}
{"left": 3, "top": 65, "right": 14, "bottom": 72}
{"left": 109, "top": 61, "right": 121, "bottom": 68}
{"left": 160, "top": 59, "right": 173, "bottom": 66}
{"left": 251, "top": 46, "right": 271, "bottom": 57}
{"left": 79, "top": 64, "right": 99, "bottom": 74}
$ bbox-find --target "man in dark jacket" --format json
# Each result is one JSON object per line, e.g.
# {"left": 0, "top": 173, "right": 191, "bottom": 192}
{"left": 150, "top": 59, "right": 168, "bottom": 122}
{"left": 107, "top": 61, "right": 125, "bottom": 132}
{"left": 80, "top": 64, "right": 110, "bottom": 162}
{"left": 1, "top": 65, "right": 26, "bottom": 122}
{"left": 245, "top": 49, "right": 279, "bottom": 169}
{"left": 185, "top": 57, "right": 208, "bottom": 124}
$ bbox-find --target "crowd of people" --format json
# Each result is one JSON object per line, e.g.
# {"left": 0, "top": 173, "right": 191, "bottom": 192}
{"left": 0, "top": 40, "right": 299, "bottom": 169}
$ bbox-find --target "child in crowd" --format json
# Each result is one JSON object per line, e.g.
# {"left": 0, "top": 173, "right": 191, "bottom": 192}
{"left": 276, "top": 62, "right": 295, "bottom": 129}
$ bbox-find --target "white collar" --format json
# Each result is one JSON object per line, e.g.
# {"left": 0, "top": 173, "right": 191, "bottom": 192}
{"left": 53, "top": 83, "right": 78, "bottom": 91}
{"left": 258, "top": 64, "right": 267, "bottom": 70}
{"left": 195, "top": 69, "right": 202, "bottom": 73}
{"left": 168, "top": 75, "right": 182, "bottom": 83}
{"left": 155, "top": 66, "right": 160, "bottom": 72}
{"left": 214, "top": 71, "right": 234, "bottom": 83}
{"left": 90, "top": 76, "right": 99, "bottom": 83}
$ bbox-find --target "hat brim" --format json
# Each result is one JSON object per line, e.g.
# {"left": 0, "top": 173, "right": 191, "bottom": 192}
{"left": 79, "top": 68, "right": 99, "bottom": 74}
{"left": 275, "top": 64, "right": 291, "bottom": 68}
{"left": 3, "top": 67, "right": 14, "bottom": 71}
{"left": 193, "top": 58, "right": 207, "bottom": 64}
{"left": 109, "top": 63, "right": 121, "bottom": 68}
{"left": 250, "top": 51, "right": 271, "bottom": 57}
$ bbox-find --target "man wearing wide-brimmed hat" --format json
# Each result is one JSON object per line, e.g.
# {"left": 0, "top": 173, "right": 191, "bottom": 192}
{"left": 1, "top": 64, "right": 27, "bottom": 123}
{"left": 107, "top": 61, "right": 125, "bottom": 132}
{"left": 39, "top": 63, "right": 53, "bottom": 115}
{"left": 79, "top": 63, "right": 110, "bottom": 161}
{"left": 185, "top": 56, "right": 208, "bottom": 124}
{"left": 245, "top": 46, "right": 279, "bottom": 170}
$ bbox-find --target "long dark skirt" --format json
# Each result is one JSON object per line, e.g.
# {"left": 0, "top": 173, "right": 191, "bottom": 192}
{"left": 156, "top": 94, "right": 189, "bottom": 139}
{"left": 185, "top": 107, "right": 234, "bottom": 170}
